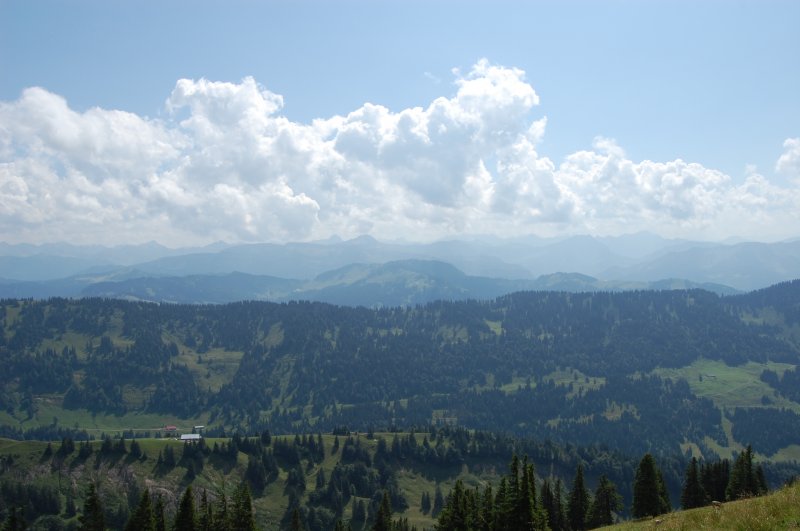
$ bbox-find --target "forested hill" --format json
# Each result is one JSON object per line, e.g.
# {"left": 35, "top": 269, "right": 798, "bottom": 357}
{"left": 2, "top": 281, "right": 800, "bottom": 462}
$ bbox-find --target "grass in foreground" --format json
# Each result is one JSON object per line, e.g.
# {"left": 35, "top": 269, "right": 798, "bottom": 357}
{"left": 606, "top": 481, "right": 800, "bottom": 530}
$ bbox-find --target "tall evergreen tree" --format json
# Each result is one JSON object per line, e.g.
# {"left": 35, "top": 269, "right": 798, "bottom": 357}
{"left": 125, "top": 488, "right": 154, "bottom": 531}
{"left": 632, "top": 454, "right": 670, "bottom": 518}
{"left": 432, "top": 485, "right": 444, "bottom": 517}
{"left": 541, "top": 479, "right": 558, "bottom": 531}
{"left": 79, "top": 483, "right": 105, "bottom": 531}
{"left": 700, "top": 459, "right": 730, "bottom": 502}
{"left": 567, "top": 464, "right": 590, "bottom": 531}
{"left": 172, "top": 486, "right": 195, "bottom": 531}
{"left": 479, "top": 485, "right": 494, "bottom": 531}
{"left": 198, "top": 490, "right": 213, "bottom": 531}
{"left": 290, "top": 507, "right": 303, "bottom": 531}
{"left": 514, "top": 456, "right": 546, "bottom": 530}
{"left": 420, "top": 491, "right": 431, "bottom": 515}
{"left": 727, "top": 445, "right": 767, "bottom": 500}
{"left": 230, "top": 483, "right": 257, "bottom": 531}
{"left": 681, "top": 457, "right": 707, "bottom": 509}
{"left": 586, "top": 475, "right": 622, "bottom": 529}
{"left": 372, "top": 491, "right": 392, "bottom": 531}
{"left": 213, "top": 491, "right": 229, "bottom": 531}
{"left": 492, "top": 477, "right": 510, "bottom": 531}
{"left": 656, "top": 469, "right": 671, "bottom": 514}
{"left": 154, "top": 496, "right": 167, "bottom": 531}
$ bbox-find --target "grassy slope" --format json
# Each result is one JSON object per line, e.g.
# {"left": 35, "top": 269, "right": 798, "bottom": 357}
{"left": 605, "top": 481, "right": 800, "bottom": 530}
{"left": 653, "top": 358, "right": 798, "bottom": 412}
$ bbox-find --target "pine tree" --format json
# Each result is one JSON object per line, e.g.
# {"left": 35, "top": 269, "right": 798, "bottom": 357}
{"left": 420, "top": 491, "right": 431, "bottom": 515}
{"left": 290, "top": 507, "right": 303, "bottom": 531}
{"left": 727, "top": 445, "right": 767, "bottom": 500}
{"left": 230, "top": 483, "right": 257, "bottom": 531}
{"left": 492, "top": 477, "right": 510, "bottom": 530}
{"left": 154, "top": 495, "right": 167, "bottom": 531}
{"left": 701, "top": 459, "right": 729, "bottom": 502}
{"left": 567, "top": 464, "right": 590, "bottom": 530}
{"left": 541, "top": 479, "right": 557, "bottom": 531}
{"left": 656, "top": 469, "right": 671, "bottom": 514}
{"left": 681, "top": 457, "right": 707, "bottom": 509}
{"left": 213, "top": 491, "right": 229, "bottom": 531}
{"left": 130, "top": 439, "right": 142, "bottom": 459}
{"left": 586, "top": 475, "right": 622, "bottom": 529}
{"left": 372, "top": 491, "right": 392, "bottom": 531}
{"left": 633, "top": 453, "right": 670, "bottom": 518}
{"left": 173, "top": 485, "right": 195, "bottom": 531}
{"left": 432, "top": 485, "right": 444, "bottom": 517}
{"left": 315, "top": 468, "right": 326, "bottom": 491}
{"left": 436, "top": 480, "right": 468, "bottom": 530}
{"left": 79, "top": 483, "right": 105, "bottom": 531}
{"left": 479, "top": 484, "right": 493, "bottom": 531}
{"left": 352, "top": 499, "right": 366, "bottom": 524}
{"left": 513, "top": 456, "right": 546, "bottom": 530}
{"left": 198, "top": 489, "right": 213, "bottom": 531}
{"left": 553, "top": 478, "right": 567, "bottom": 531}
{"left": 125, "top": 488, "right": 155, "bottom": 531}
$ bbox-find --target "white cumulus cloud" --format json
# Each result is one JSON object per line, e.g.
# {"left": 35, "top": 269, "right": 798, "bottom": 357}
{"left": 0, "top": 60, "right": 798, "bottom": 246}
{"left": 776, "top": 137, "right": 800, "bottom": 180}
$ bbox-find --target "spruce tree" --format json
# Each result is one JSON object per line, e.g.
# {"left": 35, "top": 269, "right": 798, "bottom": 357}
{"left": 701, "top": 459, "right": 729, "bottom": 502}
{"left": 633, "top": 453, "right": 669, "bottom": 518}
{"left": 541, "top": 479, "right": 557, "bottom": 531}
{"left": 173, "top": 486, "right": 195, "bottom": 531}
{"left": 214, "top": 491, "right": 229, "bottom": 530}
{"left": 586, "top": 475, "right": 622, "bottom": 529}
{"left": 372, "top": 491, "right": 392, "bottom": 531}
{"left": 492, "top": 477, "right": 510, "bottom": 530}
{"left": 230, "top": 483, "right": 257, "bottom": 531}
{"left": 198, "top": 489, "right": 213, "bottom": 531}
{"left": 656, "top": 469, "right": 671, "bottom": 514}
{"left": 567, "top": 464, "right": 590, "bottom": 530}
{"left": 420, "top": 491, "right": 431, "bottom": 515}
{"left": 479, "top": 484, "right": 493, "bottom": 531}
{"left": 154, "top": 495, "right": 167, "bottom": 531}
{"left": 553, "top": 478, "right": 567, "bottom": 531}
{"left": 290, "top": 507, "right": 303, "bottom": 531}
{"left": 125, "top": 488, "right": 154, "bottom": 531}
{"left": 727, "top": 445, "right": 767, "bottom": 500}
{"left": 681, "top": 457, "right": 707, "bottom": 509}
{"left": 79, "top": 483, "right": 105, "bottom": 531}
{"left": 432, "top": 485, "right": 444, "bottom": 517}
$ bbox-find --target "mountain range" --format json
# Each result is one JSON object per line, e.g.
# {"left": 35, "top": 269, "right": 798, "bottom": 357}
{"left": 1, "top": 233, "right": 798, "bottom": 305}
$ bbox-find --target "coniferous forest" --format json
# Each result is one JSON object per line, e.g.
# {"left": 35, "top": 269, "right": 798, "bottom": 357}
{"left": 1, "top": 280, "right": 800, "bottom": 528}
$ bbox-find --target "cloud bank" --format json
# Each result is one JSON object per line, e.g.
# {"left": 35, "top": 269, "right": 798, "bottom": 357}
{"left": 1, "top": 59, "right": 798, "bottom": 246}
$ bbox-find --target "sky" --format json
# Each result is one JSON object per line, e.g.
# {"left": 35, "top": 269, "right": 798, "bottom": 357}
{"left": 1, "top": 0, "right": 799, "bottom": 247}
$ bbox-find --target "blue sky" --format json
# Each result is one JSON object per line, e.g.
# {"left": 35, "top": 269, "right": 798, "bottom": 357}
{"left": 1, "top": 1, "right": 799, "bottom": 245}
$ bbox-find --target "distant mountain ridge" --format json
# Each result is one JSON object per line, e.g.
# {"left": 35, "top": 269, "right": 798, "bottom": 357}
{"left": 0, "top": 234, "right": 797, "bottom": 301}
{"left": 74, "top": 260, "right": 739, "bottom": 306}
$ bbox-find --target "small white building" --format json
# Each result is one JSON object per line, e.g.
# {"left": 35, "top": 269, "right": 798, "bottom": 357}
{"left": 180, "top": 433, "right": 202, "bottom": 442}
